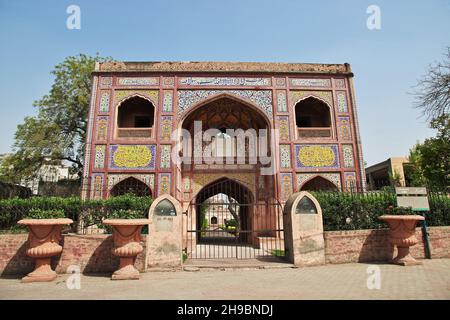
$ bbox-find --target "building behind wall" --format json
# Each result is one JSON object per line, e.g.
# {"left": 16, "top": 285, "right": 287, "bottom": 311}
{"left": 365, "top": 157, "right": 410, "bottom": 190}
{"left": 81, "top": 61, "right": 366, "bottom": 205}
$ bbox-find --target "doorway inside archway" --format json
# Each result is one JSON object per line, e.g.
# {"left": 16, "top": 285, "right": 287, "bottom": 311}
{"left": 186, "top": 178, "right": 284, "bottom": 260}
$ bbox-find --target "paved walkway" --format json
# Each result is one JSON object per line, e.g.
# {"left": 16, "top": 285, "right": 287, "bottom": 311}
{"left": 1, "top": 259, "right": 449, "bottom": 300}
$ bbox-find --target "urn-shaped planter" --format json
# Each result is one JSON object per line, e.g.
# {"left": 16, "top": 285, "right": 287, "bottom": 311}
{"left": 378, "top": 215, "right": 425, "bottom": 266}
{"left": 103, "top": 219, "right": 149, "bottom": 280}
{"left": 17, "top": 218, "right": 73, "bottom": 282}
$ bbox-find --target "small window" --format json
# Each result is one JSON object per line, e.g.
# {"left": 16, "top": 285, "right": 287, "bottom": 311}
{"left": 295, "top": 97, "right": 332, "bottom": 138}
{"left": 295, "top": 196, "right": 317, "bottom": 214}
{"left": 154, "top": 199, "right": 177, "bottom": 216}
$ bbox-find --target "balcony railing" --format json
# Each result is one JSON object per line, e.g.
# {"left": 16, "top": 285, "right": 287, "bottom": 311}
{"left": 297, "top": 127, "right": 331, "bottom": 138}
{"left": 117, "top": 127, "right": 152, "bottom": 138}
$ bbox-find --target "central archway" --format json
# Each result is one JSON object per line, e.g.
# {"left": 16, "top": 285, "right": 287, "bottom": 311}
{"left": 180, "top": 95, "right": 271, "bottom": 164}
{"left": 194, "top": 177, "right": 254, "bottom": 244}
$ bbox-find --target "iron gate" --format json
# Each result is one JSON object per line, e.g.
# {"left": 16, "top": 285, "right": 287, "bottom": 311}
{"left": 184, "top": 178, "right": 285, "bottom": 259}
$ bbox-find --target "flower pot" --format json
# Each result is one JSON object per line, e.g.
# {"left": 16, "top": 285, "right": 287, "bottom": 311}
{"left": 103, "top": 219, "right": 149, "bottom": 280}
{"left": 17, "top": 218, "right": 73, "bottom": 282}
{"left": 378, "top": 215, "right": 425, "bottom": 266}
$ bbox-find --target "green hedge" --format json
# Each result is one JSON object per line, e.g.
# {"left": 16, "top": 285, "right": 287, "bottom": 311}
{"left": 0, "top": 194, "right": 152, "bottom": 233}
{"left": 0, "top": 192, "right": 448, "bottom": 233}
{"left": 311, "top": 191, "right": 450, "bottom": 231}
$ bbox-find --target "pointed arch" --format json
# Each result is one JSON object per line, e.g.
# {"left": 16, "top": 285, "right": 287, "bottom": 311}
{"left": 115, "top": 95, "right": 156, "bottom": 139}
{"left": 294, "top": 96, "right": 333, "bottom": 138}
{"left": 299, "top": 175, "right": 339, "bottom": 191}
{"left": 179, "top": 92, "right": 271, "bottom": 130}
{"left": 110, "top": 176, "right": 152, "bottom": 197}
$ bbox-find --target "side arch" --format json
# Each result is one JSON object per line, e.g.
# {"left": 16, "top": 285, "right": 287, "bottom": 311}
{"left": 108, "top": 175, "right": 154, "bottom": 197}
{"left": 298, "top": 175, "right": 340, "bottom": 191}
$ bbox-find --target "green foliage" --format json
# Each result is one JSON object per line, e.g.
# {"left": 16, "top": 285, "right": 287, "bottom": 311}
{"left": 0, "top": 194, "right": 152, "bottom": 233}
{"left": 0, "top": 54, "right": 113, "bottom": 183}
{"left": 427, "top": 193, "right": 450, "bottom": 226}
{"left": 199, "top": 203, "right": 209, "bottom": 231}
{"left": 25, "top": 208, "right": 65, "bottom": 219}
{"left": 225, "top": 218, "right": 237, "bottom": 228}
{"left": 311, "top": 190, "right": 450, "bottom": 230}
{"left": 408, "top": 115, "right": 450, "bottom": 192}
{"left": 312, "top": 191, "right": 396, "bottom": 231}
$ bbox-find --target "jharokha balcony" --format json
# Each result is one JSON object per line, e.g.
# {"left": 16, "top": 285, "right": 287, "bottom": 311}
{"left": 297, "top": 127, "right": 332, "bottom": 138}
{"left": 117, "top": 127, "right": 153, "bottom": 138}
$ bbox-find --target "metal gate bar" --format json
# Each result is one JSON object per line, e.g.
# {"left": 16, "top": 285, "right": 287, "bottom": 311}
{"left": 185, "top": 178, "right": 285, "bottom": 260}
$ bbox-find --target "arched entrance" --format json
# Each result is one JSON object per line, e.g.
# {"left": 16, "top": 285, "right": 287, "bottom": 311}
{"left": 185, "top": 178, "right": 284, "bottom": 260}
{"left": 110, "top": 177, "right": 152, "bottom": 197}
{"left": 300, "top": 176, "right": 338, "bottom": 191}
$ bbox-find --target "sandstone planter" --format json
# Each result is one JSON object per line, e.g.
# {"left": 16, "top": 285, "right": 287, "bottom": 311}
{"left": 17, "top": 218, "right": 73, "bottom": 282}
{"left": 103, "top": 219, "right": 149, "bottom": 280}
{"left": 378, "top": 215, "right": 425, "bottom": 266}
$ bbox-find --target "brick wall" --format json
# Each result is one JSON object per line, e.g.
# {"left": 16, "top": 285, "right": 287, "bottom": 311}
{"left": 0, "top": 234, "right": 146, "bottom": 276}
{"left": 1, "top": 227, "right": 449, "bottom": 275}
{"left": 324, "top": 226, "right": 450, "bottom": 264}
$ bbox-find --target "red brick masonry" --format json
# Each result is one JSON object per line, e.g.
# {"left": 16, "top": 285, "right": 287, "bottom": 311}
{"left": 0, "top": 234, "right": 146, "bottom": 275}
{"left": 0, "top": 227, "right": 448, "bottom": 275}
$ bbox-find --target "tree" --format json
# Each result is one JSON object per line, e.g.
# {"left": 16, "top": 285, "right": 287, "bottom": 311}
{"left": 0, "top": 54, "right": 112, "bottom": 184}
{"left": 407, "top": 115, "right": 450, "bottom": 191}
{"left": 414, "top": 47, "right": 450, "bottom": 120}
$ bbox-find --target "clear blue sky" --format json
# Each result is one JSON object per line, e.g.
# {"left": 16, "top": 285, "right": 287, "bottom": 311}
{"left": 0, "top": 0, "right": 449, "bottom": 166}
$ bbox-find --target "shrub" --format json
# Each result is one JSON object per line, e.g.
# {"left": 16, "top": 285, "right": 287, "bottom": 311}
{"left": 25, "top": 208, "right": 66, "bottom": 219}
{"left": 311, "top": 190, "right": 449, "bottom": 231}
{"left": 0, "top": 194, "right": 152, "bottom": 233}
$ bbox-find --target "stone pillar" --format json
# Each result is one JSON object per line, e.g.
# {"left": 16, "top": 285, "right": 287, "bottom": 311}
{"left": 283, "top": 192, "right": 325, "bottom": 266}
{"left": 146, "top": 194, "right": 183, "bottom": 269}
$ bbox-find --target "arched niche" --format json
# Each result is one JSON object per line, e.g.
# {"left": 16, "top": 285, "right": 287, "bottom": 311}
{"left": 294, "top": 96, "right": 332, "bottom": 138}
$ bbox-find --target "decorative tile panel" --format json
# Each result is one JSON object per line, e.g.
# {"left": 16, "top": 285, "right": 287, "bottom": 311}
{"left": 290, "top": 90, "right": 333, "bottom": 107}
{"left": 277, "top": 116, "right": 290, "bottom": 141}
{"left": 280, "top": 145, "right": 291, "bottom": 168}
{"left": 277, "top": 90, "right": 287, "bottom": 112}
{"left": 163, "top": 90, "right": 173, "bottom": 112}
{"left": 342, "top": 145, "right": 355, "bottom": 168}
{"left": 192, "top": 173, "right": 255, "bottom": 196}
{"left": 334, "top": 78, "right": 346, "bottom": 88}
{"left": 297, "top": 173, "right": 341, "bottom": 190}
{"left": 90, "top": 173, "right": 104, "bottom": 199}
{"left": 100, "top": 77, "right": 112, "bottom": 88}
{"left": 162, "top": 77, "right": 175, "bottom": 87}
{"left": 160, "top": 145, "right": 171, "bottom": 169}
{"left": 96, "top": 116, "right": 108, "bottom": 141}
{"left": 344, "top": 172, "right": 357, "bottom": 191}
{"left": 178, "top": 90, "right": 273, "bottom": 117}
{"left": 336, "top": 91, "right": 348, "bottom": 112}
{"left": 94, "top": 145, "right": 106, "bottom": 169}
{"left": 179, "top": 77, "right": 271, "bottom": 86}
{"left": 107, "top": 174, "right": 155, "bottom": 192}
{"left": 158, "top": 173, "right": 171, "bottom": 195}
{"left": 183, "top": 177, "right": 191, "bottom": 192}
{"left": 99, "top": 91, "right": 110, "bottom": 113}
{"left": 290, "top": 78, "right": 331, "bottom": 87}
{"left": 338, "top": 116, "right": 352, "bottom": 140}
{"left": 109, "top": 145, "right": 156, "bottom": 170}
{"left": 114, "top": 90, "right": 159, "bottom": 107}
{"left": 275, "top": 78, "right": 286, "bottom": 87}
{"left": 280, "top": 173, "right": 293, "bottom": 201}
{"left": 117, "top": 77, "right": 159, "bottom": 86}
{"left": 160, "top": 116, "right": 173, "bottom": 142}
{"left": 295, "top": 144, "right": 339, "bottom": 169}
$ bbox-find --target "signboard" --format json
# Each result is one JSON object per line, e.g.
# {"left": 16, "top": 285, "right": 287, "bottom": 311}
{"left": 395, "top": 187, "right": 430, "bottom": 211}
